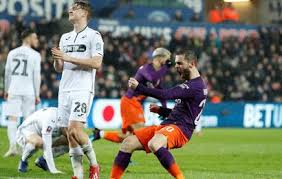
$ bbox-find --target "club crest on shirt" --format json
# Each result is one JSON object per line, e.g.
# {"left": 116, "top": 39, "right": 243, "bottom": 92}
{"left": 146, "top": 82, "right": 154, "bottom": 88}
{"left": 96, "top": 42, "right": 102, "bottom": 51}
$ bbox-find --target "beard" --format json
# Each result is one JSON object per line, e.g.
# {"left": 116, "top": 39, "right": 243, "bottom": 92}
{"left": 177, "top": 68, "right": 190, "bottom": 80}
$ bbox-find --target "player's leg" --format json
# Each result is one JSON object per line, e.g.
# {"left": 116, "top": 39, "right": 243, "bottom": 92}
{"left": 110, "top": 135, "right": 144, "bottom": 179}
{"left": 18, "top": 133, "right": 42, "bottom": 172}
{"left": 69, "top": 91, "right": 98, "bottom": 179}
{"left": 102, "top": 96, "right": 146, "bottom": 144}
{"left": 148, "top": 125, "right": 188, "bottom": 179}
{"left": 4, "top": 95, "right": 22, "bottom": 157}
{"left": 90, "top": 128, "right": 124, "bottom": 143}
{"left": 57, "top": 92, "right": 84, "bottom": 178}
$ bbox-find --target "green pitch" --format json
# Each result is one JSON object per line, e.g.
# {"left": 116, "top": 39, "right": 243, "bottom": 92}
{"left": 0, "top": 128, "right": 281, "bottom": 179}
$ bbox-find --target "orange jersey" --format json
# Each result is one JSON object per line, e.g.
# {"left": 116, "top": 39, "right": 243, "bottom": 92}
{"left": 120, "top": 96, "right": 145, "bottom": 133}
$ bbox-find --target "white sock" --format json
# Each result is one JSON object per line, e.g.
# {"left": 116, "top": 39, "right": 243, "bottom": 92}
{"left": 21, "top": 143, "right": 36, "bottom": 161}
{"left": 52, "top": 145, "right": 69, "bottom": 158}
{"left": 100, "top": 131, "right": 105, "bottom": 138}
{"left": 69, "top": 146, "right": 84, "bottom": 179}
{"left": 82, "top": 139, "right": 98, "bottom": 166}
{"left": 7, "top": 120, "right": 17, "bottom": 148}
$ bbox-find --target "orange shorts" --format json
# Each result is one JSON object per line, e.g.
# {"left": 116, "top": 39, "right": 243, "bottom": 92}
{"left": 120, "top": 96, "right": 145, "bottom": 133}
{"left": 134, "top": 125, "right": 189, "bottom": 153}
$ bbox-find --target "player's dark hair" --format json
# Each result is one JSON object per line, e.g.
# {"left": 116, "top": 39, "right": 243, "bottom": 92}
{"left": 21, "top": 29, "right": 35, "bottom": 40}
{"left": 74, "top": 0, "right": 92, "bottom": 20}
{"left": 177, "top": 49, "right": 198, "bottom": 63}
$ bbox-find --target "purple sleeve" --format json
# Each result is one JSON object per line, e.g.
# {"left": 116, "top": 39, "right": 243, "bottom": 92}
{"left": 134, "top": 69, "right": 144, "bottom": 81}
{"left": 136, "top": 83, "right": 196, "bottom": 100}
{"left": 156, "top": 80, "right": 167, "bottom": 107}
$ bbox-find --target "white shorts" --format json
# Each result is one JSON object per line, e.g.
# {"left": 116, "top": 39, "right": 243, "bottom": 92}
{"left": 16, "top": 125, "right": 62, "bottom": 148}
{"left": 16, "top": 123, "right": 38, "bottom": 148}
{"left": 57, "top": 91, "right": 94, "bottom": 127}
{"left": 4, "top": 95, "right": 35, "bottom": 117}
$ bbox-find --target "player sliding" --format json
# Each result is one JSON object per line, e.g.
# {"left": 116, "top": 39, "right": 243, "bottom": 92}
{"left": 90, "top": 47, "right": 172, "bottom": 143}
{"left": 110, "top": 50, "right": 208, "bottom": 179}
{"left": 17, "top": 107, "right": 68, "bottom": 173}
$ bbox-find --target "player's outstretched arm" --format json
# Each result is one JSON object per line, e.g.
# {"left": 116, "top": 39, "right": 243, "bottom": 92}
{"left": 42, "top": 133, "right": 62, "bottom": 173}
{"left": 129, "top": 77, "right": 195, "bottom": 100}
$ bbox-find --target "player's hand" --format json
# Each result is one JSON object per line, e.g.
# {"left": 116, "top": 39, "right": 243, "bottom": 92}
{"left": 149, "top": 103, "right": 160, "bottom": 113}
{"left": 35, "top": 96, "right": 41, "bottom": 105}
{"left": 165, "top": 59, "right": 173, "bottom": 68}
{"left": 3, "top": 92, "right": 8, "bottom": 101}
{"left": 51, "top": 47, "right": 68, "bottom": 61}
{"left": 128, "top": 78, "right": 139, "bottom": 90}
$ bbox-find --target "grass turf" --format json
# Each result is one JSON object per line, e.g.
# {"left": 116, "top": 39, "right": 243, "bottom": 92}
{"left": 0, "top": 128, "right": 281, "bottom": 179}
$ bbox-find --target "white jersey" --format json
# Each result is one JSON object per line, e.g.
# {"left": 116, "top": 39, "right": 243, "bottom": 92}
{"left": 19, "top": 107, "right": 58, "bottom": 137}
{"left": 5, "top": 45, "right": 41, "bottom": 96}
{"left": 18, "top": 107, "right": 59, "bottom": 173}
{"left": 59, "top": 26, "right": 104, "bottom": 93}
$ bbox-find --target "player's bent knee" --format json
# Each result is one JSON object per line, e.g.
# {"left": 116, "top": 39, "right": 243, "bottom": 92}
{"left": 120, "top": 136, "right": 138, "bottom": 153}
{"left": 36, "top": 139, "right": 44, "bottom": 148}
{"left": 148, "top": 140, "right": 159, "bottom": 152}
{"left": 148, "top": 134, "right": 167, "bottom": 152}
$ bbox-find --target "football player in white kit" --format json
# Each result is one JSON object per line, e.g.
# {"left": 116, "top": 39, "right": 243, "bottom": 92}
{"left": 4, "top": 29, "right": 41, "bottom": 157}
{"left": 51, "top": 0, "right": 103, "bottom": 179}
{"left": 17, "top": 107, "right": 68, "bottom": 173}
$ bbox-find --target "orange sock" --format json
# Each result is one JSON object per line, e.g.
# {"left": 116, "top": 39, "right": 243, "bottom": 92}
{"left": 104, "top": 131, "right": 123, "bottom": 143}
{"left": 110, "top": 165, "right": 124, "bottom": 179}
{"left": 168, "top": 163, "right": 184, "bottom": 178}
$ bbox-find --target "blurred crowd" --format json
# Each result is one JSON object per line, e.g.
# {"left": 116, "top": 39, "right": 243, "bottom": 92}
{"left": 0, "top": 19, "right": 281, "bottom": 102}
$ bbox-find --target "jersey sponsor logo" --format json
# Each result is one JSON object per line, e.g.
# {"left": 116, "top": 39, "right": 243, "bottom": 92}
{"left": 46, "top": 126, "right": 52, "bottom": 133}
{"left": 65, "top": 36, "right": 71, "bottom": 41}
{"left": 63, "top": 44, "right": 86, "bottom": 53}
{"left": 81, "top": 35, "right": 87, "bottom": 39}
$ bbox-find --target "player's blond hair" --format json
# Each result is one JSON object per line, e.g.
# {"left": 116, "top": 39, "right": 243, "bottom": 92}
{"left": 152, "top": 47, "right": 171, "bottom": 60}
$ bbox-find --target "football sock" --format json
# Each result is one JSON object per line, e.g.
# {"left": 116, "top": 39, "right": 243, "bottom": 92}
{"left": 52, "top": 145, "right": 69, "bottom": 158}
{"left": 69, "top": 146, "right": 84, "bottom": 179}
{"left": 104, "top": 131, "right": 123, "bottom": 143}
{"left": 82, "top": 139, "right": 98, "bottom": 166}
{"left": 7, "top": 120, "right": 17, "bottom": 147}
{"left": 154, "top": 147, "right": 183, "bottom": 178}
{"left": 110, "top": 151, "right": 132, "bottom": 179}
{"left": 21, "top": 143, "right": 36, "bottom": 161}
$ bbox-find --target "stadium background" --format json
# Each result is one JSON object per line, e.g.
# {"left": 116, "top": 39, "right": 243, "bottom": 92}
{"left": 0, "top": 0, "right": 281, "bottom": 178}
{"left": 0, "top": 0, "right": 281, "bottom": 129}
